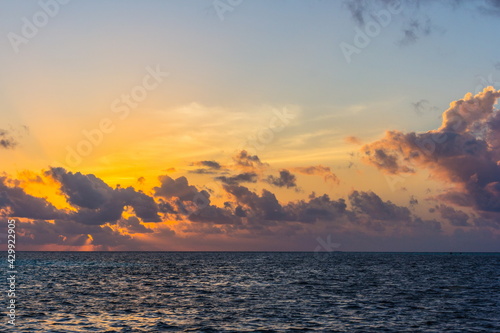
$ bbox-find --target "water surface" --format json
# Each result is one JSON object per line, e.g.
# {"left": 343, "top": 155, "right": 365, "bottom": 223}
{"left": 2, "top": 252, "right": 499, "bottom": 332}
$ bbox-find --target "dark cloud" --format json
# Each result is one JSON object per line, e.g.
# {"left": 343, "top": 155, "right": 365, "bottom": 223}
{"left": 411, "top": 99, "right": 440, "bottom": 116}
{"left": 221, "top": 185, "right": 442, "bottom": 238}
{"left": 224, "top": 185, "right": 287, "bottom": 221}
{"left": 0, "top": 129, "right": 18, "bottom": 149}
{"left": 343, "top": 0, "right": 368, "bottom": 26}
{"left": 343, "top": 0, "right": 435, "bottom": 46}
{"left": 70, "top": 198, "right": 125, "bottom": 225}
{"left": 47, "top": 167, "right": 114, "bottom": 209}
{"left": 405, "top": 217, "right": 442, "bottom": 233}
{"left": 188, "top": 205, "right": 241, "bottom": 225}
{"left": 119, "top": 187, "right": 162, "bottom": 222}
{"left": 6, "top": 166, "right": 495, "bottom": 250}
{"left": 16, "top": 220, "right": 85, "bottom": 246}
{"left": 188, "top": 160, "right": 223, "bottom": 175}
{"left": 233, "top": 150, "right": 266, "bottom": 169}
{"left": 0, "top": 177, "right": 64, "bottom": 220}
{"left": 412, "top": 99, "right": 429, "bottom": 116}
{"left": 192, "top": 160, "right": 221, "bottom": 169}
{"left": 215, "top": 172, "right": 258, "bottom": 185}
{"left": 222, "top": 184, "right": 427, "bottom": 231}
{"left": 473, "top": 216, "right": 500, "bottom": 229}
{"left": 398, "top": 17, "right": 435, "bottom": 46}
{"left": 16, "top": 219, "right": 142, "bottom": 249}
{"left": 285, "top": 194, "right": 347, "bottom": 223}
{"left": 361, "top": 131, "right": 423, "bottom": 174}
{"left": 154, "top": 175, "right": 210, "bottom": 204}
{"left": 342, "top": 0, "right": 500, "bottom": 47}
{"left": 409, "top": 195, "right": 418, "bottom": 208}
{"left": 234, "top": 205, "right": 246, "bottom": 217}
{"left": 437, "top": 204, "right": 470, "bottom": 226}
{"left": 157, "top": 198, "right": 177, "bottom": 214}
{"left": 436, "top": 190, "right": 473, "bottom": 208}
{"left": 265, "top": 169, "right": 298, "bottom": 189}
{"left": 118, "top": 216, "right": 153, "bottom": 234}
{"left": 349, "top": 190, "right": 412, "bottom": 222}
{"left": 189, "top": 168, "right": 219, "bottom": 175}
{"left": 47, "top": 167, "right": 162, "bottom": 224}
{"left": 478, "top": 0, "right": 500, "bottom": 15}
{"left": 362, "top": 88, "right": 500, "bottom": 215}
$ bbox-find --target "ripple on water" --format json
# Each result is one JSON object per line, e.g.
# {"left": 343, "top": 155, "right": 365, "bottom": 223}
{"left": 2, "top": 252, "right": 499, "bottom": 332}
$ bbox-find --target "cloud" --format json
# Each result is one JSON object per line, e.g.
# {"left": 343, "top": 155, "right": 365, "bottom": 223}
{"left": 345, "top": 136, "right": 363, "bottom": 145}
{"left": 291, "top": 165, "right": 340, "bottom": 185}
{"left": 0, "top": 129, "right": 18, "bottom": 149}
{"left": 233, "top": 150, "right": 267, "bottom": 170}
{"left": 3, "top": 167, "right": 496, "bottom": 251}
{"left": 439, "top": 88, "right": 500, "bottom": 133}
{"left": 411, "top": 99, "right": 439, "bottom": 116}
{"left": 188, "top": 205, "right": 241, "bottom": 225}
{"left": 16, "top": 219, "right": 143, "bottom": 250}
{"left": 189, "top": 168, "right": 219, "bottom": 175}
{"left": 342, "top": 0, "right": 500, "bottom": 46}
{"left": 436, "top": 204, "right": 470, "bottom": 227}
{"left": 0, "top": 177, "right": 64, "bottom": 220}
{"left": 284, "top": 193, "right": 347, "bottom": 223}
{"left": 154, "top": 175, "right": 209, "bottom": 203}
{"left": 47, "top": 167, "right": 162, "bottom": 224}
{"left": 17, "top": 170, "right": 44, "bottom": 184}
{"left": 222, "top": 183, "right": 429, "bottom": 231}
{"left": 346, "top": 190, "right": 441, "bottom": 234}
{"left": 478, "top": 0, "right": 500, "bottom": 16}
{"left": 349, "top": 190, "right": 412, "bottom": 222}
{"left": 118, "top": 216, "right": 154, "bottom": 234}
{"left": 4, "top": 115, "right": 499, "bottom": 251}
{"left": 120, "top": 187, "right": 162, "bottom": 222}
{"left": 47, "top": 167, "right": 114, "bottom": 209}
{"left": 398, "top": 17, "right": 434, "bottom": 46}
{"left": 362, "top": 88, "right": 500, "bottom": 217}
{"left": 215, "top": 172, "right": 258, "bottom": 185}
{"left": 412, "top": 99, "right": 430, "bottom": 116}
{"left": 265, "top": 169, "right": 298, "bottom": 189}
{"left": 343, "top": 0, "right": 436, "bottom": 46}
{"left": 409, "top": 195, "right": 418, "bottom": 208}
{"left": 188, "top": 160, "right": 223, "bottom": 175}
{"left": 192, "top": 160, "right": 221, "bottom": 169}
{"left": 224, "top": 185, "right": 287, "bottom": 221}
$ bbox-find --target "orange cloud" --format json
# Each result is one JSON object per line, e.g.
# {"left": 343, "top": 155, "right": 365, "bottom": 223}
{"left": 344, "top": 136, "right": 363, "bottom": 145}
{"left": 291, "top": 165, "right": 340, "bottom": 185}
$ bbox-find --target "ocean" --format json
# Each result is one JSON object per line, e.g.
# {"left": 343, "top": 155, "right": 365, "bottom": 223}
{"left": 2, "top": 252, "right": 499, "bottom": 332}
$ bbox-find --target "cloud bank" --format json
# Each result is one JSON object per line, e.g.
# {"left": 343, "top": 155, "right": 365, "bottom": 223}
{"left": 0, "top": 90, "right": 499, "bottom": 251}
{"left": 362, "top": 87, "right": 500, "bottom": 223}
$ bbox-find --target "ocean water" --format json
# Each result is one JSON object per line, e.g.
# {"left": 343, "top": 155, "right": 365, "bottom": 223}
{"left": 2, "top": 252, "right": 499, "bottom": 332}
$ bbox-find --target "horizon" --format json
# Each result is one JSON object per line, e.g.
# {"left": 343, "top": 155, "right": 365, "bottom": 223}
{"left": 12, "top": 250, "right": 500, "bottom": 254}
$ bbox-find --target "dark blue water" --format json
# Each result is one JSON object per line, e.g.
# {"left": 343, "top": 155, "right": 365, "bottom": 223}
{"left": 2, "top": 252, "right": 499, "bottom": 332}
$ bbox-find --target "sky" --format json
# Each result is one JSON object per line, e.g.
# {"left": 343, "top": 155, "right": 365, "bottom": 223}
{"left": 1, "top": 0, "right": 500, "bottom": 251}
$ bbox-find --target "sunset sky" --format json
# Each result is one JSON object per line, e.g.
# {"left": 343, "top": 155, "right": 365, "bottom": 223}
{"left": 1, "top": 0, "right": 500, "bottom": 251}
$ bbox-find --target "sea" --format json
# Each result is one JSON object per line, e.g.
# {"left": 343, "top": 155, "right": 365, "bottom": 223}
{"left": 1, "top": 252, "right": 499, "bottom": 332}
